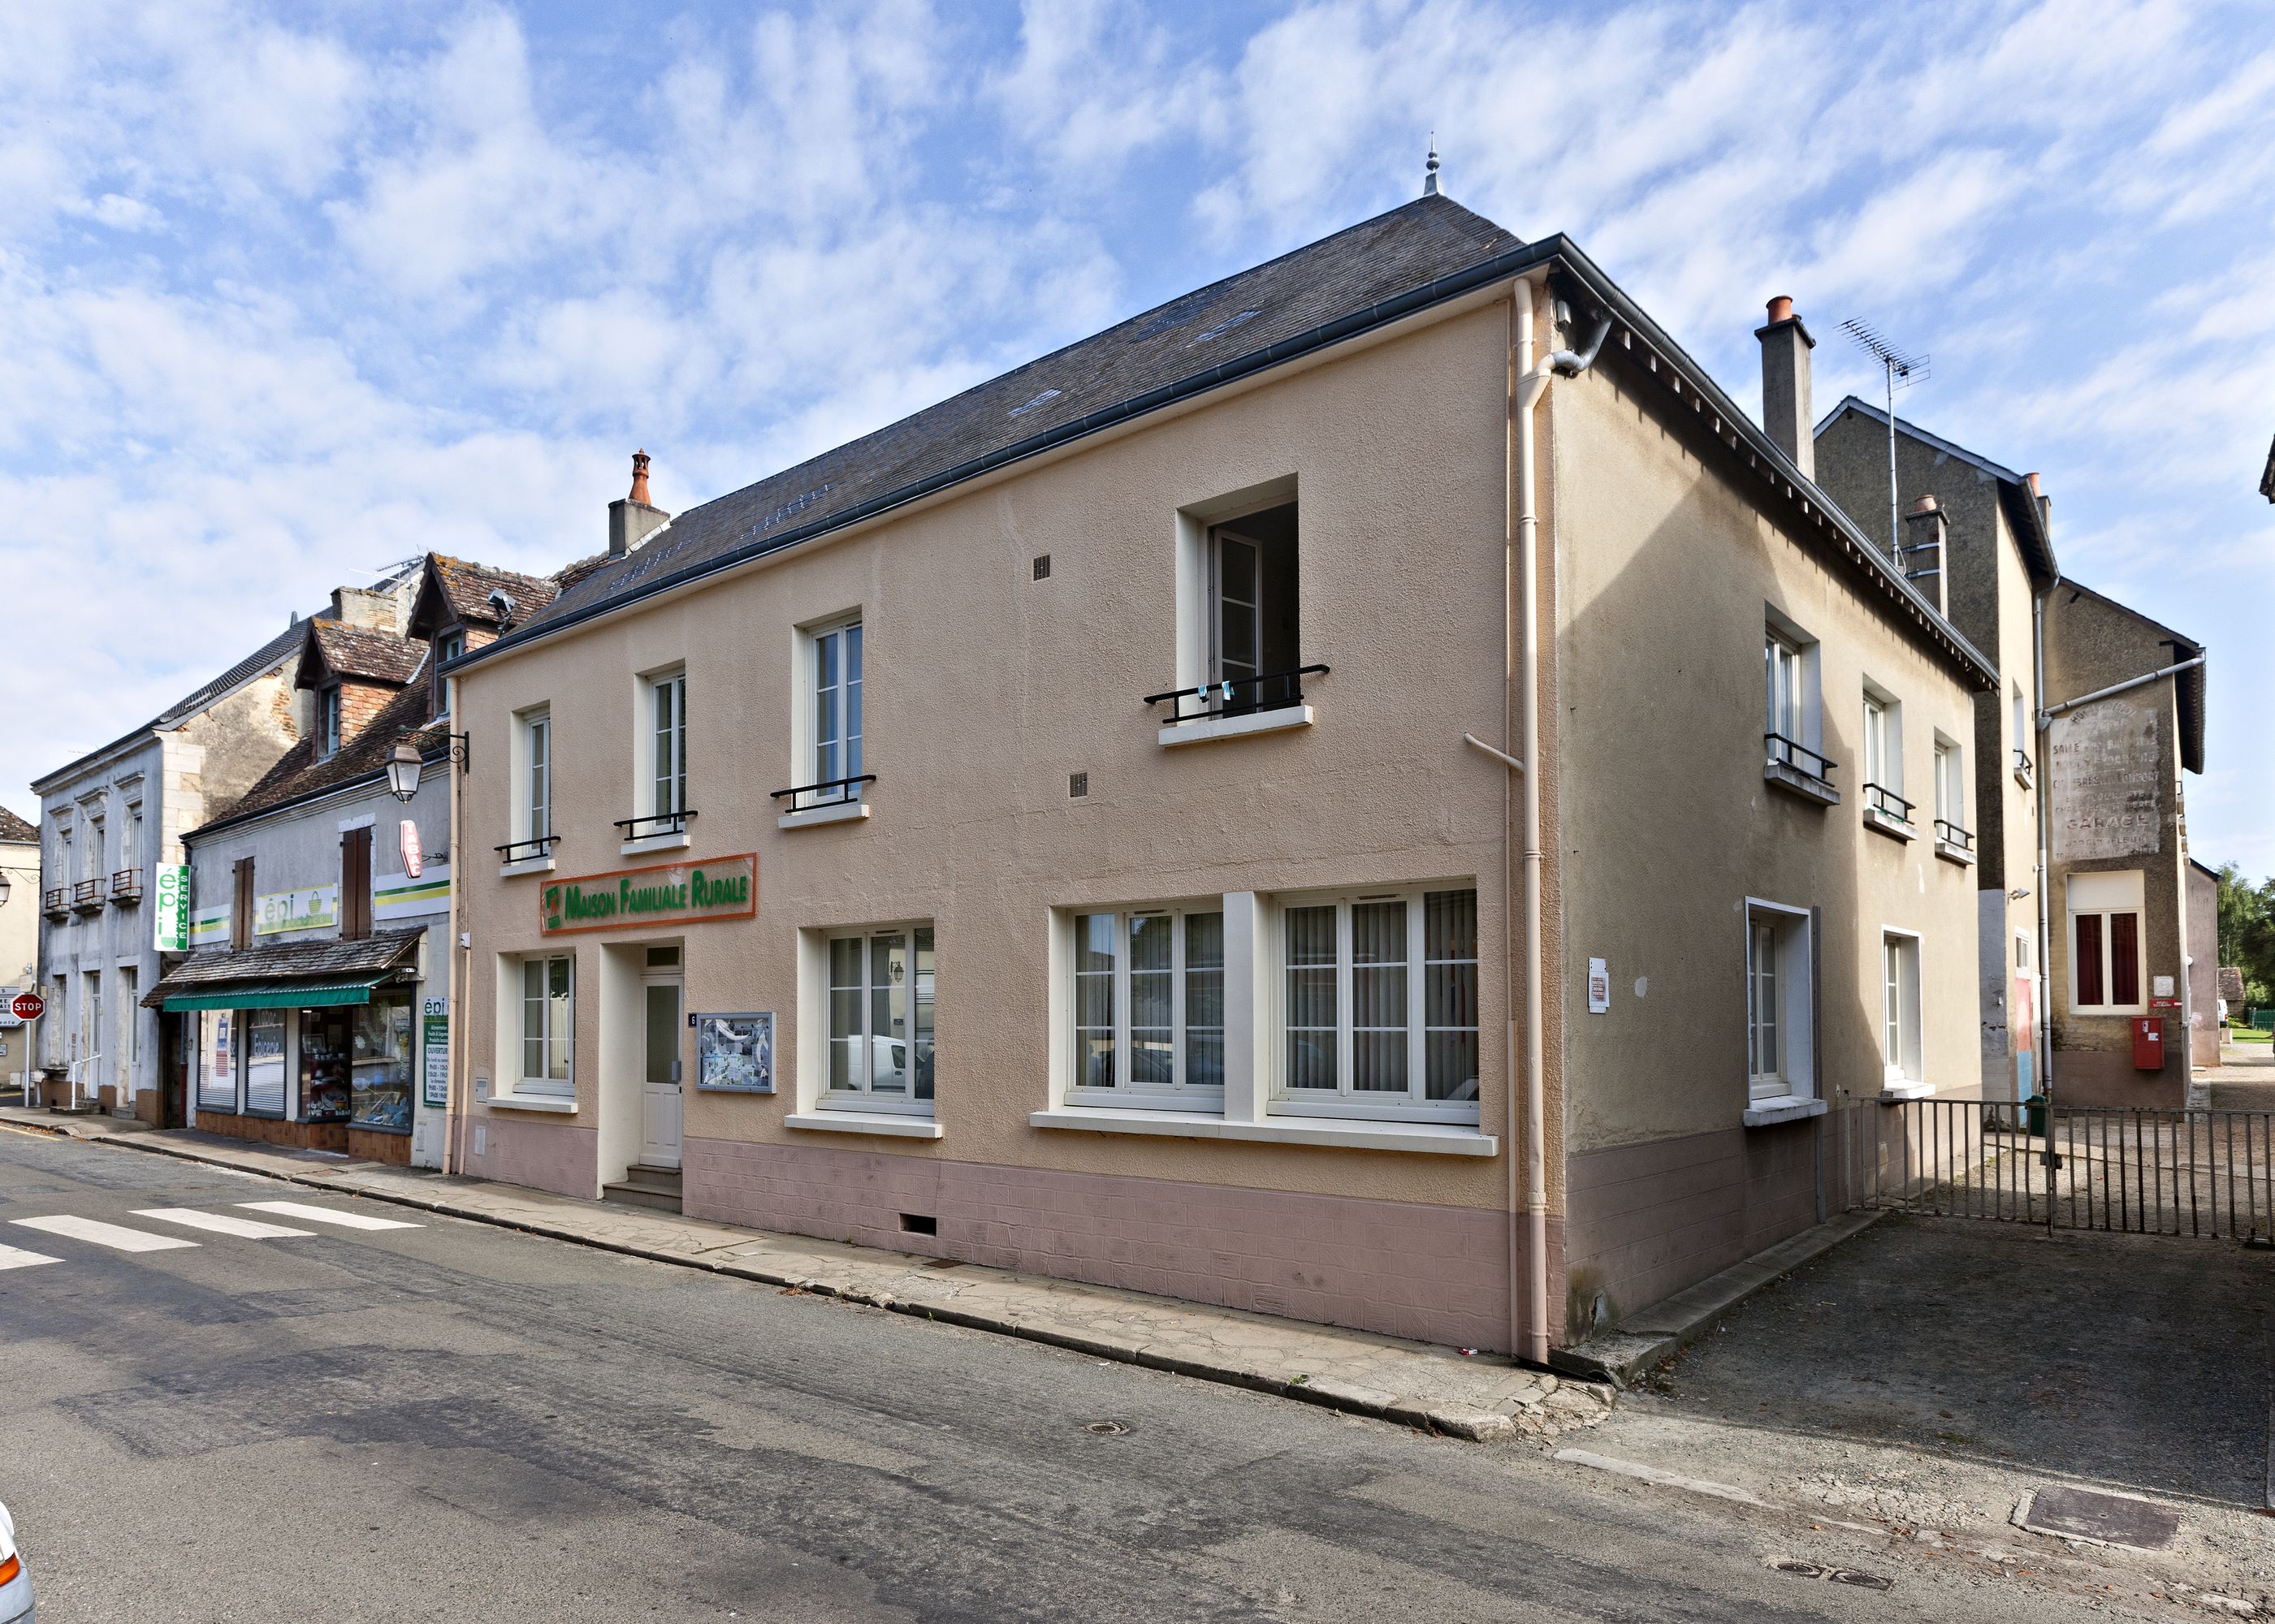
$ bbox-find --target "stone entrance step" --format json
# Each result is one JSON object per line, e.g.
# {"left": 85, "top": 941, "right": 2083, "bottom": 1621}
{"left": 603, "top": 1164, "right": 683, "bottom": 1212}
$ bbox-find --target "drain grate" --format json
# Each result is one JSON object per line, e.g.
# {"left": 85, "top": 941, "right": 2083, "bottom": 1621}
{"left": 1085, "top": 1419, "right": 1130, "bottom": 1436}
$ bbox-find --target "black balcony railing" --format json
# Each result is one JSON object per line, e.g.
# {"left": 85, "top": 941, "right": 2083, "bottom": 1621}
{"left": 1764, "top": 732, "right": 1837, "bottom": 783}
{"left": 495, "top": 834, "right": 557, "bottom": 864}
{"left": 771, "top": 774, "right": 876, "bottom": 814}
{"left": 1934, "top": 818, "right": 1976, "bottom": 853}
{"left": 1145, "top": 664, "right": 1330, "bottom": 726}
{"left": 1862, "top": 783, "right": 1915, "bottom": 824}
{"left": 614, "top": 810, "right": 695, "bottom": 841}
{"left": 2012, "top": 745, "right": 2034, "bottom": 784}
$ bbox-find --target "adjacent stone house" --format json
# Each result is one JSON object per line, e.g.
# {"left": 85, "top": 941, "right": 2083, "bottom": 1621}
{"left": 0, "top": 807, "right": 39, "bottom": 1095}
{"left": 442, "top": 193, "right": 1994, "bottom": 1358}
{"left": 29, "top": 620, "right": 309, "bottom": 1118}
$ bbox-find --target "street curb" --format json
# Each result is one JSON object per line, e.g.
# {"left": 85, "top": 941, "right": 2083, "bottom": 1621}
{"left": 1548, "top": 1207, "right": 1889, "bottom": 1387}
{"left": 4, "top": 1119, "right": 1586, "bottom": 1441}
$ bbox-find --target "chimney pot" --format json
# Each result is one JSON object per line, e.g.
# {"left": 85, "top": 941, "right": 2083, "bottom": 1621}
{"left": 2025, "top": 471, "right": 2042, "bottom": 497}
{"left": 1755, "top": 296, "right": 1816, "bottom": 480}
{"left": 1908, "top": 493, "right": 1940, "bottom": 516}
{"left": 608, "top": 450, "right": 671, "bottom": 559}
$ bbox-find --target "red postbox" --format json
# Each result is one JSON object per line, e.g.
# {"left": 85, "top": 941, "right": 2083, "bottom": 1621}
{"left": 2132, "top": 1017, "right": 2165, "bottom": 1070}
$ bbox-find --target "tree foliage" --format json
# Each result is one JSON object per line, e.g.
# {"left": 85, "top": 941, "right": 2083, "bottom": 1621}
{"left": 2217, "top": 864, "right": 2275, "bottom": 1009}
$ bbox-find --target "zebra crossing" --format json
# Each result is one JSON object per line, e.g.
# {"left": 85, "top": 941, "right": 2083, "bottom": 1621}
{"left": 0, "top": 1202, "right": 422, "bottom": 1268}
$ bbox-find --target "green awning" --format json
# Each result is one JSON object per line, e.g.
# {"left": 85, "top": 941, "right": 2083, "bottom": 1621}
{"left": 162, "top": 973, "right": 396, "bottom": 1013}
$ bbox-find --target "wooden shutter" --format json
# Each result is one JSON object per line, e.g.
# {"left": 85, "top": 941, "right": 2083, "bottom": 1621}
{"left": 231, "top": 858, "right": 254, "bottom": 950}
{"left": 342, "top": 827, "right": 373, "bottom": 941}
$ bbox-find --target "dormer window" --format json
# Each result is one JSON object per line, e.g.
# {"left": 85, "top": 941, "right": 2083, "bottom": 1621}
{"left": 316, "top": 685, "right": 343, "bottom": 759}
{"left": 433, "top": 628, "right": 464, "bottom": 714}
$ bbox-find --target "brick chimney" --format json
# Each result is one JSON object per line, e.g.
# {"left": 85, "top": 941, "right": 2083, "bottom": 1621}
{"left": 1755, "top": 296, "right": 1816, "bottom": 480}
{"left": 2026, "top": 471, "right": 2051, "bottom": 537}
{"left": 1903, "top": 494, "right": 1948, "bottom": 615}
{"left": 609, "top": 450, "right": 670, "bottom": 558}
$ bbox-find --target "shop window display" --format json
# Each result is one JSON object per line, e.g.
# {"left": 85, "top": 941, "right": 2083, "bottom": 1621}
{"left": 350, "top": 991, "right": 415, "bottom": 1132}
{"left": 300, "top": 1007, "right": 352, "bottom": 1123}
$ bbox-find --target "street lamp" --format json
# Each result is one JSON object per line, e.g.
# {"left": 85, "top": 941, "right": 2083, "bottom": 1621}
{"left": 386, "top": 739, "right": 423, "bottom": 802}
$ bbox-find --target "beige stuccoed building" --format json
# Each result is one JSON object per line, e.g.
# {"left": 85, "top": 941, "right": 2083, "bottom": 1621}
{"left": 445, "top": 194, "right": 1994, "bottom": 1358}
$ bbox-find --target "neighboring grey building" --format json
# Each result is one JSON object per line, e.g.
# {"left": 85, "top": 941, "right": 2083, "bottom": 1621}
{"left": 1815, "top": 400, "right": 2058, "bottom": 1107}
{"left": 147, "top": 554, "right": 557, "bottom": 1168}
{"left": 29, "top": 620, "right": 310, "bottom": 1118}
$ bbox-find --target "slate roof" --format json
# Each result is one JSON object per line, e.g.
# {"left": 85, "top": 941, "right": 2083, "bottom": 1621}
{"left": 410, "top": 554, "right": 562, "bottom": 637}
{"left": 0, "top": 807, "right": 36, "bottom": 843}
{"left": 32, "top": 619, "right": 309, "bottom": 793}
{"left": 142, "top": 928, "right": 425, "bottom": 1006}
{"left": 190, "top": 679, "right": 448, "bottom": 837}
{"left": 304, "top": 619, "right": 427, "bottom": 687}
{"left": 483, "top": 196, "right": 1525, "bottom": 651}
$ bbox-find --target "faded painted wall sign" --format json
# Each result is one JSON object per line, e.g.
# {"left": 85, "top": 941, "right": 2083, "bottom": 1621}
{"left": 2050, "top": 705, "right": 2160, "bottom": 862}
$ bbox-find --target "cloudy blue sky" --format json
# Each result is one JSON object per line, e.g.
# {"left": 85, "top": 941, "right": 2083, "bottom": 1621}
{"left": 6, "top": 1, "right": 2271, "bottom": 870}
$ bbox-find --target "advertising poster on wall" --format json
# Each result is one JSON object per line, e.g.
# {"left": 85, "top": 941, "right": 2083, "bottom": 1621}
{"left": 694, "top": 1012, "right": 773, "bottom": 1093}
{"left": 422, "top": 997, "right": 449, "bottom": 1108}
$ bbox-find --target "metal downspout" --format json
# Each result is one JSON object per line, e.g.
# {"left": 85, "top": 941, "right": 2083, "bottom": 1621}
{"left": 445, "top": 676, "right": 468, "bottom": 1177}
{"left": 1509, "top": 292, "right": 1604, "bottom": 1366}
{"left": 2034, "top": 587, "right": 2055, "bottom": 1099}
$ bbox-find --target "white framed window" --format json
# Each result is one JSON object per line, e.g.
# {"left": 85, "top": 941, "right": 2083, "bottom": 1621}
{"left": 806, "top": 617, "right": 863, "bottom": 805}
{"left": 1762, "top": 608, "right": 1825, "bottom": 779}
{"left": 518, "top": 707, "right": 551, "bottom": 844}
{"left": 1931, "top": 735, "right": 1971, "bottom": 858}
{"left": 2068, "top": 870, "right": 2145, "bottom": 1012}
{"left": 316, "top": 684, "right": 343, "bottom": 759}
{"left": 2011, "top": 682, "right": 2029, "bottom": 779}
{"left": 1069, "top": 906, "right": 1225, "bottom": 1108}
{"left": 1744, "top": 900, "right": 1814, "bottom": 1103}
{"left": 1271, "top": 886, "right": 1478, "bottom": 1122}
{"left": 519, "top": 953, "right": 574, "bottom": 1096}
{"left": 1860, "top": 683, "right": 1906, "bottom": 815}
{"left": 1207, "top": 502, "right": 1300, "bottom": 714}
{"left": 634, "top": 667, "right": 688, "bottom": 827}
{"left": 824, "top": 924, "right": 933, "bottom": 1112}
{"left": 1880, "top": 930, "right": 1923, "bottom": 1084}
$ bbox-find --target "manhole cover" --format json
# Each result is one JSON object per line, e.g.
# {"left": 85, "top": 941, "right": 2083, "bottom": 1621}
{"left": 2013, "top": 1486, "right": 2181, "bottom": 1552}
{"left": 1085, "top": 1419, "right": 1130, "bottom": 1436}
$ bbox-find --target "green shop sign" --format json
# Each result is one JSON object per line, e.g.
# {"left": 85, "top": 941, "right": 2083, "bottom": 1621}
{"left": 540, "top": 853, "right": 757, "bottom": 935}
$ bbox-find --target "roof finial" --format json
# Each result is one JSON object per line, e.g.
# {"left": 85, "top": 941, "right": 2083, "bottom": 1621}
{"left": 1423, "top": 134, "right": 1441, "bottom": 197}
{"left": 629, "top": 448, "right": 651, "bottom": 507}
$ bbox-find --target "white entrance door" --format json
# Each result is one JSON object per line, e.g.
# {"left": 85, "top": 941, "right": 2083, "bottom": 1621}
{"left": 640, "top": 975, "right": 683, "bottom": 1168}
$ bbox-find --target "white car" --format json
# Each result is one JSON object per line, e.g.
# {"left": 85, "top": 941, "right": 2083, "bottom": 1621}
{"left": 0, "top": 1501, "right": 30, "bottom": 1624}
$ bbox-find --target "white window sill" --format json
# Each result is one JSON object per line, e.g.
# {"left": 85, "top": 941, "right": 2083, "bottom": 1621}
{"left": 778, "top": 801, "right": 870, "bottom": 831}
{"left": 489, "top": 1092, "right": 577, "bottom": 1114}
{"left": 1762, "top": 760, "right": 1840, "bottom": 807}
{"left": 1158, "top": 705, "right": 1314, "bottom": 749}
{"left": 620, "top": 831, "right": 692, "bottom": 857}
{"left": 1863, "top": 807, "right": 1918, "bottom": 841}
{"left": 498, "top": 854, "right": 556, "bottom": 879}
{"left": 1741, "top": 1095, "right": 1827, "bottom": 1128}
{"left": 1878, "top": 1079, "right": 1935, "bottom": 1102}
{"left": 785, "top": 1110, "right": 943, "bottom": 1139}
{"left": 1029, "top": 1107, "right": 1497, "bottom": 1155}
{"left": 1933, "top": 839, "right": 1977, "bottom": 866}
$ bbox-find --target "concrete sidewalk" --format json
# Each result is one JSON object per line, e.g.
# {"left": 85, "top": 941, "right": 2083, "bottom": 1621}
{"left": 0, "top": 1106, "right": 1612, "bottom": 1443}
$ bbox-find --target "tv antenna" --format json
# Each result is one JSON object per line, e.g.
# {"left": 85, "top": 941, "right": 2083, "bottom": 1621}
{"left": 1840, "top": 318, "right": 1929, "bottom": 559}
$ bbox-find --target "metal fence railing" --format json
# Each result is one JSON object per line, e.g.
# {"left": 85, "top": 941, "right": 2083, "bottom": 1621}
{"left": 1836, "top": 1094, "right": 2275, "bottom": 1243}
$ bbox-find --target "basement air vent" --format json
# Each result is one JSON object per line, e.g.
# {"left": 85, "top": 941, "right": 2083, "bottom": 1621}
{"left": 1032, "top": 554, "right": 1051, "bottom": 581}
{"left": 1068, "top": 771, "right": 1088, "bottom": 798}
{"left": 898, "top": 1212, "right": 938, "bottom": 1237}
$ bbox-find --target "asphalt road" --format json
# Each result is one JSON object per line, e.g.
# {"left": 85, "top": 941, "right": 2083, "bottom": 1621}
{"left": 0, "top": 1127, "right": 2139, "bottom": 1622}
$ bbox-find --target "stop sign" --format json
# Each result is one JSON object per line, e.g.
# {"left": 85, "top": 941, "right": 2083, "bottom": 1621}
{"left": 11, "top": 991, "right": 44, "bottom": 1021}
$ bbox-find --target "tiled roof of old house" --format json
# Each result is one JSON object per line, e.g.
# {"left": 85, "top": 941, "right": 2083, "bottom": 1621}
{"left": 304, "top": 619, "right": 428, "bottom": 687}
{"left": 142, "top": 928, "right": 425, "bottom": 1006}
{"left": 0, "top": 807, "right": 36, "bottom": 843}
{"left": 410, "top": 554, "right": 562, "bottom": 637}
{"left": 192, "top": 680, "right": 447, "bottom": 836}
{"left": 493, "top": 195, "right": 1525, "bottom": 646}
